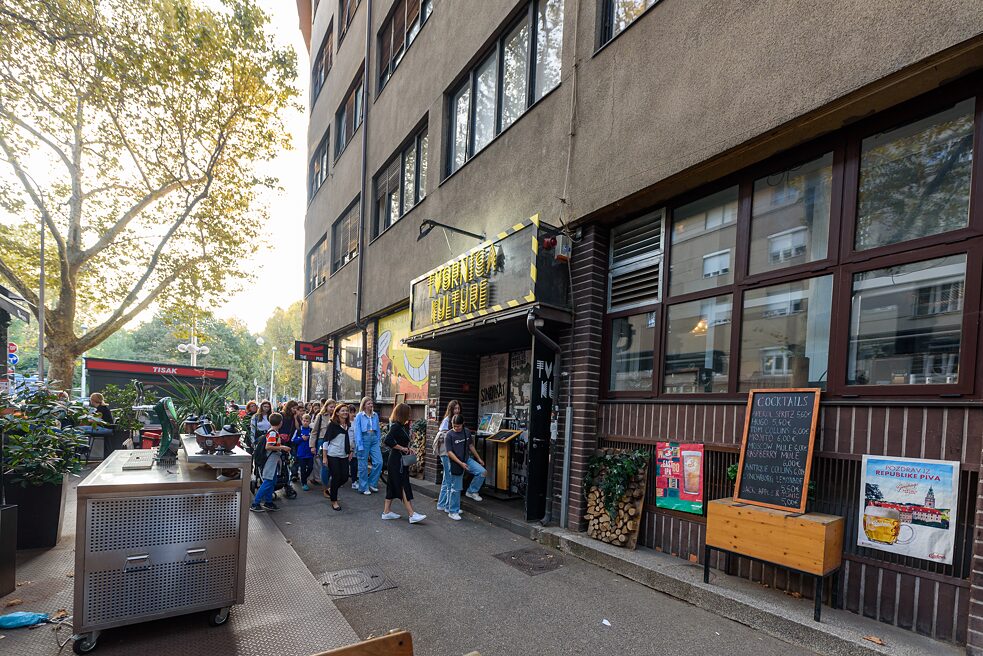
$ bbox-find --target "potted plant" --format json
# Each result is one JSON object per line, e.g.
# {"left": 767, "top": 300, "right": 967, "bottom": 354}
{"left": 1, "top": 382, "right": 89, "bottom": 549}
{"left": 167, "top": 378, "right": 230, "bottom": 433}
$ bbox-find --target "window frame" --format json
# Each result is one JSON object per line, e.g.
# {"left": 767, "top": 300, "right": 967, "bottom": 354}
{"left": 334, "top": 69, "right": 365, "bottom": 160}
{"left": 308, "top": 131, "right": 330, "bottom": 203}
{"left": 378, "top": 0, "right": 433, "bottom": 93}
{"left": 444, "top": 0, "right": 561, "bottom": 177}
{"left": 305, "top": 234, "right": 328, "bottom": 296}
{"left": 338, "top": 0, "right": 360, "bottom": 45}
{"left": 331, "top": 197, "right": 361, "bottom": 274}
{"left": 373, "top": 125, "right": 429, "bottom": 239}
{"left": 311, "top": 21, "right": 334, "bottom": 105}
{"left": 597, "top": 0, "right": 660, "bottom": 50}
{"left": 601, "top": 303, "right": 661, "bottom": 399}
{"left": 599, "top": 78, "right": 983, "bottom": 401}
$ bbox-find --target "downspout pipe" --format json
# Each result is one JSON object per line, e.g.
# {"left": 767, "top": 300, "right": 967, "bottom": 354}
{"left": 353, "top": 0, "right": 372, "bottom": 332}
{"left": 527, "top": 310, "right": 563, "bottom": 526}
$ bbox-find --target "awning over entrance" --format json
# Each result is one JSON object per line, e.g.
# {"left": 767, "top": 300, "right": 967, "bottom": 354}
{"left": 404, "top": 304, "right": 570, "bottom": 354}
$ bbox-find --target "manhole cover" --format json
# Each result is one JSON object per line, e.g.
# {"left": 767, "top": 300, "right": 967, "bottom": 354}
{"left": 319, "top": 565, "right": 397, "bottom": 597}
{"left": 493, "top": 547, "right": 564, "bottom": 576}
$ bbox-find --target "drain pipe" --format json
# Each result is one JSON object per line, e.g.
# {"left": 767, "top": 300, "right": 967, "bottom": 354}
{"left": 526, "top": 311, "right": 562, "bottom": 525}
{"left": 353, "top": 0, "right": 372, "bottom": 331}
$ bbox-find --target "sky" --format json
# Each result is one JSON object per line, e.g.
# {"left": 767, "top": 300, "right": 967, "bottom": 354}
{"left": 215, "top": 1, "right": 309, "bottom": 332}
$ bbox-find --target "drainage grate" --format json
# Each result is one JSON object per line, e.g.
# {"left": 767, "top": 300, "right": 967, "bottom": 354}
{"left": 319, "top": 565, "right": 397, "bottom": 597}
{"left": 493, "top": 547, "right": 564, "bottom": 576}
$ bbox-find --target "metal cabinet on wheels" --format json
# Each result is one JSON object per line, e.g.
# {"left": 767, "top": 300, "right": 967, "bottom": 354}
{"left": 72, "top": 441, "right": 251, "bottom": 653}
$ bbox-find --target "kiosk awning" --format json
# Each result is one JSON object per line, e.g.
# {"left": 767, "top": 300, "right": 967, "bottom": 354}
{"left": 403, "top": 304, "right": 570, "bottom": 354}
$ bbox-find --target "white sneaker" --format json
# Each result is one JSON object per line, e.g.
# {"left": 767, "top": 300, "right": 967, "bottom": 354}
{"left": 409, "top": 512, "right": 426, "bottom": 524}
{"left": 447, "top": 512, "right": 462, "bottom": 521}
{"left": 351, "top": 482, "right": 358, "bottom": 489}
{"left": 381, "top": 512, "right": 401, "bottom": 520}
{"left": 465, "top": 492, "right": 483, "bottom": 502}
{"left": 363, "top": 490, "right": 372, "bottom": 495}
{"left": 369, "top": 486, "right": 379, "bottom": 493}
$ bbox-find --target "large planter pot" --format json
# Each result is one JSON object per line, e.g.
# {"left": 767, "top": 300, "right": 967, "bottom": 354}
{"left": 2, "top": 475, "right": 66, "bottom": 549}
{"left": 0, "top": 504, "right": 16, "bottom": 595}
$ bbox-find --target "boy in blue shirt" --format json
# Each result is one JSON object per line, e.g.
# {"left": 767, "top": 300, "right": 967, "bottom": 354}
{"left": 292, "top": 413, "right": 315, "bottom": 491}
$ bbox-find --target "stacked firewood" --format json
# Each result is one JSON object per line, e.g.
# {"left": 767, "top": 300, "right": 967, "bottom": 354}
{"left": 585, "top": 467, "right": 646, "bottom": 549}
{"left": 408, "top": 428, "right": 426, "bottom": 478}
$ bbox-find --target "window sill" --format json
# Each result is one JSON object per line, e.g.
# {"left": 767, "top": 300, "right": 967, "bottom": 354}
{"left": 592, "top": 0, "right": 662, "bottom": 59}
{"left": 304, "top": 281, "right": 327, "bottom": 299}
{"left": 330, "top": 255, "right": 358, "bottom": 278}
{"left": 369, "top": 197, "right": 427, "bottom": 245}
{"left": 439, "top": 81, "right": 561, "bottom": 186}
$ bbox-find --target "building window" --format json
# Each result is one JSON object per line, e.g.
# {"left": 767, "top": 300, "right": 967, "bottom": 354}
{"left": 738, "top": 275, "right": 833, "bottom": 391}
{"left": 847, "top": 255, "right": 966, "bottom": 386}
{"left": 375, "top": 127, "right": 428, "bottom": 236}
{"left": 311, "top": 24, "right": 333, "bottom": 102}
{"left": 600, "top": 0, "right": 658, "bottom": 45}
{"left": 664, "top": 295, "right": 732, "bottom": 394}
{"left": 856, "top": 98, "right": 974, "bottom": 251}
{"left": 749, "top": 153, "right": 832, "bottom": 275}
{"left": 608, "top": 311, "right": 656, "bottom": 392}
{"left": 446, "top": 0, "right": 563, "bottom": 175}
{"left": 339, "top": 0, "right": 360, "bottom": 42}
{"left": 669, "top": 187, "right": 738, "bottom": 296}
{"left": 335, "top": 71, "right": 364, "bottom": 158}
{"left": 331, "top": 199, "right": 360, "bottom": 272}
{"left": 306, "top": 235, "right": 329, "bottom": 295}
{"left": 378, "top": 0, "right": 433, "bottom": 90}
{"left": 309, "top": 132, "right": 329, "bottom": 201}
{"left": 335, "top": 330, "right": 363, "bottom": 402}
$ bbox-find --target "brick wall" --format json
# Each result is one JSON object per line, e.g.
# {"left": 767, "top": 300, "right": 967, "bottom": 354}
{"left": 423, "top": 350, "right": 481, "bottom": 485}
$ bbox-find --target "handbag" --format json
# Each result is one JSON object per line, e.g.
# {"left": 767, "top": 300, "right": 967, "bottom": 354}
{"left": 401, "top": 453, "right": 418, "bottom": 467}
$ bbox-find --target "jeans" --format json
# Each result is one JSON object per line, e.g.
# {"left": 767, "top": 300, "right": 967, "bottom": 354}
{"left": 297, "top": 457, "right": 314, "bottom": 485}
{"left": 320, "top": 463, "right": 330, "bottom": 488}
{"left": 465, "top": 457, "right": 486, "bottom": 495}
{"left": 438, "top": 455, "right": 452, "bottom": 509}
{"left": 447, "top": 472, "right": 464, "bottom": 514}
{"left": 357, "top": 433, "right": 383, "bottom": 492}
{"left": 349, "top": 456, "right": 358, "bottom": 483}
{"left": 253, "top": 477, "right": 275, "bottom": 506}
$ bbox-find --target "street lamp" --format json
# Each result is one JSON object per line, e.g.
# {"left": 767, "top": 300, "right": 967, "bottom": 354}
{"left": 270, "top": 346, "right": 277, "bottom": 402}
{"left": 287, "top": 348, "right": 295, "bottom": 399}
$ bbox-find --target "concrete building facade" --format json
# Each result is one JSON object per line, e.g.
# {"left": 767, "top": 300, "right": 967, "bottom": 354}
{"left": 297, "top": 0, "right": 983, "bottom": 648}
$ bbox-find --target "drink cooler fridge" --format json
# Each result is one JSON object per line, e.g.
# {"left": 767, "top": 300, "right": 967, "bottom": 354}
{"left": 72, "top": 438, "right": 251, "bottom": 654}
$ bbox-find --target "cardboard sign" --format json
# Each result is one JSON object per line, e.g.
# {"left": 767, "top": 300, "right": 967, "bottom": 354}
{"left": 734, "top": 388, "right": 821, "bottom": 513}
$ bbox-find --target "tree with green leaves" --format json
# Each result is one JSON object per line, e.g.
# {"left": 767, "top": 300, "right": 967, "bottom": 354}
{"left": 0, "top": 0, "right": 297, "bottom": 389}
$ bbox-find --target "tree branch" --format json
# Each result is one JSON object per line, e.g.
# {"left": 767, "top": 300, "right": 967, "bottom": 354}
{"left": 0, "top": 131, "right": 67, "bottom": 257}
{"left": 0, "top": 104, "right": 73, "bottom": 172}
{"left": 0, "top": 254, "right": 46, "bottom": 326}
{"left": 77, "top": 269, "right": 181, "bottom": 351}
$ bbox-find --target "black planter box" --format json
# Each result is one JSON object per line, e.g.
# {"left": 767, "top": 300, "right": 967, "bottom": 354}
{"left": 0, "top": 504, "right": 15, "bottom": 595}
{"left": 2, "top": 476, "right": 66, "bottom": 549}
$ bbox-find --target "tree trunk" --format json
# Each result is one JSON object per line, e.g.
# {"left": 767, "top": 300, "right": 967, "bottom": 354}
{"left": 46, "top": 341, "right": 77, "bottom": 395}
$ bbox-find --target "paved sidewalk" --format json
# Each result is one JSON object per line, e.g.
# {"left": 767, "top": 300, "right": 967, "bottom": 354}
{"left": 0, "top": 469, "right": 357, "bottom": 656}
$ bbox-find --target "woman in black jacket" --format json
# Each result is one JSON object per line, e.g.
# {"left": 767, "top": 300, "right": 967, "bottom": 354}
{"left": 381, "top": 403, "right": 426, "bottom": 524}
{"left": 322, "top": 404, "right": 353, "bottom": 510}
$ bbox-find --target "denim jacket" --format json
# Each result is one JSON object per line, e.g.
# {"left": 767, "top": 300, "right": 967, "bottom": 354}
{"left": 353, "top": 411, "right": 379, "bottom": 452}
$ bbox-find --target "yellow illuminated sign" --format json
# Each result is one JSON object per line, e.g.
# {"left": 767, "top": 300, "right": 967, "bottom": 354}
{"left": 426, "top": 244, "right": 499, "bottom": 324}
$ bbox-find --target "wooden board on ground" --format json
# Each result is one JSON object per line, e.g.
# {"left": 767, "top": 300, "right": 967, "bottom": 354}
{"left": 584, "top": 448, "right": 647, "bottom": 550}
{"left": 312, "top": 630, "right": 413, "bottom": 656}
{"left": 706, "top": 498, "right": 843, "bottom": 576}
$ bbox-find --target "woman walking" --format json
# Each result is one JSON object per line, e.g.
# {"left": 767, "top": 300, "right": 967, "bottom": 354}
{"left": 381, "top": 403, "right": 426, "bottom": 524}
{"left": 354, "top": 397, "right": 383, "bottom": 495}
{"left": 249, "top": 400, "right": 273, "bottom": 451}
{"left": 311, "top": 399, "right": 336, "bottom": 491}
{"left": 322, "top": 404, "right": 354, "bottom": 510}
{"left": 435, "top": 399, "right": 461, "bottom": 512}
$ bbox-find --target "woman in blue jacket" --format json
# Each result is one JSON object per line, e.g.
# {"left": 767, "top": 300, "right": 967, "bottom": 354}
{"left": 354, "top": 397, "right": 383, "bottom": 494}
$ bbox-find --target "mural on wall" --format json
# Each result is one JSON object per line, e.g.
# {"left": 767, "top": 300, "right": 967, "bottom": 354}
{"left": 375, "top": 309, "right": 429, "bottom": 402}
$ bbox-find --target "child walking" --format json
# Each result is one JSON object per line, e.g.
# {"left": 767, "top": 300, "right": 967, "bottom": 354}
{"left": 292, "top": 413, "right": 315, "bottom": 491}
{"left": 250, "top": 413, "right": 290, "bottom": 512}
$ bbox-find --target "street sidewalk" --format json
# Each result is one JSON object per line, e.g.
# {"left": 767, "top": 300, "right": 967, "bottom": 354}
{"left": 0, "top": 468, "right": 358, "bottom": 656}
{"left": 410, "top": 477, "right": 962, "bottom": 656}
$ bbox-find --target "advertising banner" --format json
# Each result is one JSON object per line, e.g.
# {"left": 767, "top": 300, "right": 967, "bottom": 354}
{"left": 858, "top": 455, "right": 959, "bottom": 564}
{"left": 508, "top": 350, "right": 531, "bottom": 423}
{"left": 336, "top": 331, "right": 363, "bottom": 403}
{"left": 375, "top": 309, "right": 429, "bottom": 402}
{"left": 656, "top": 442, "right": 704, "bottom": 515}
{"left": 293, "top": 340, "right": 329, "bottom": 363}
{"left": 478, "top": 353, "right": 509, "bottom": 416}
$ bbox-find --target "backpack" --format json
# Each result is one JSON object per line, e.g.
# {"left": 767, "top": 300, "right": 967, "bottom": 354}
{"left": 432, "top": 430, "right": 447, "bottom": 456}
{"left": 254, "top": 429, "right": 277, "bottom": 472}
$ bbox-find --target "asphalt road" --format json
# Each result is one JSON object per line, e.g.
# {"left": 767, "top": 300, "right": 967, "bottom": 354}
{"left": 265, "top": 479, "right": 817, "bottom": 656}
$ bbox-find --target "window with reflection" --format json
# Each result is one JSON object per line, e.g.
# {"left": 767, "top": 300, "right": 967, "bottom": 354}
{"left": 669, "top": 187, "right": 738, "bottom": 297}
{"left": 601, "top": 0, "right": 658, "bottom": 45}
{"left": 608, "top": 312, "right": 656, "bottom": 392}
{"left": 335, "top": 331, "right": 363, "bottom": 402}
{"left": 856, "top": 99, "right": 975, "bottom": 251}
{"left": 749, "top": 153, "right": 832, "bottom": 275}
{"left": 847, "top": 255, "right": 967, "bottom": 386}
{"left": 664, "top": 295, "right": 731, "bottom": 393}
{"left": 739, "top": 276, "right": 833, "bottom": 391}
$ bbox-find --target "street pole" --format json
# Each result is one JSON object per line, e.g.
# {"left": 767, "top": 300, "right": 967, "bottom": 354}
{"left": 38, "top": 217, "right": 44, "bottom": 382}
{"left": 269, "top": 346, "right": 277, "bottom": 403}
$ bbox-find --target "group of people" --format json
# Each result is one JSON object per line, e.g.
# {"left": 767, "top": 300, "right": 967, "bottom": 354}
{"left": 241, "top": 397, "right": 488, "bottom": 524}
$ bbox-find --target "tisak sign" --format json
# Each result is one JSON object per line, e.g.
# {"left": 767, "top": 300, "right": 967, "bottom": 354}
{"left": 409, "top": 217, "right": 539, "bottom": 334}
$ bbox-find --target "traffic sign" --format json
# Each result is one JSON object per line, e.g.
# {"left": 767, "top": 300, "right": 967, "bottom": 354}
{"left": 7, "top": 353, "right": 18, "bottom": 366}
{"left": 7, "top": 342, "right": 16, "bottom": 354}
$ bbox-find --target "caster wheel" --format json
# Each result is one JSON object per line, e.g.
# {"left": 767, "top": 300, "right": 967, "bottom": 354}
{"left": 73, "top": 637, "right": 98, "bottom": 654}
{"left": 208, "top": 607, "right": 231, "bottom": 627}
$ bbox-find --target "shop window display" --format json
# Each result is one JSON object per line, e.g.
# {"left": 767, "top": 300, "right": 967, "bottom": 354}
{"left": 847, "top": 255, "right": 966, "bottom": 386}
{"left": 664, "top": 295, "right": 731, "bottom": 394}
{"left": 739, "top": 275, "right": 832, "bottom": 391}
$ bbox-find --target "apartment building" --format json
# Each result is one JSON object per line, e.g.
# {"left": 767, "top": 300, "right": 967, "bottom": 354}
{"left": 296, "top": 0, "right": 983, "bottom": 647}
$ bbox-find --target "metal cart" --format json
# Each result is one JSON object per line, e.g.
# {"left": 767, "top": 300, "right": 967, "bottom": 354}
{"left": 71, "top": 436, "right": 251, "bottom": 653}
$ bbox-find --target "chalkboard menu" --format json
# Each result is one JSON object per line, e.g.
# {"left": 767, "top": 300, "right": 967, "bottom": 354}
{"left": 734, "top": 389, "right": 821, "bottom": 513}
